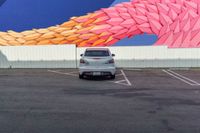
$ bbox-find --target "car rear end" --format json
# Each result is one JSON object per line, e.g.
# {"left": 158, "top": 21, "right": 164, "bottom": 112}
{"left": 79, "top": 48, "right": 116, "bottom": 79}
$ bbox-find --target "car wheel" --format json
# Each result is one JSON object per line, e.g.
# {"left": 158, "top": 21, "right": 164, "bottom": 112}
{"left": 111, "top": 75, "right": 115, "bottom": 79}
{"left": 79, "top": 74, "right": 84, "bottom": 79}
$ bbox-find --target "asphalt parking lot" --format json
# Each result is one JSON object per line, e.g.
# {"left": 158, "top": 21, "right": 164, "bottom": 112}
{"left": 0, "top": 68, "right": 200, "bottom": 133}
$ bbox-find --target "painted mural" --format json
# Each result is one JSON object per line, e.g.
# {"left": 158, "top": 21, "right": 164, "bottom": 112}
{"left": 0, "top": 0, "right": 200, "bottom": 48}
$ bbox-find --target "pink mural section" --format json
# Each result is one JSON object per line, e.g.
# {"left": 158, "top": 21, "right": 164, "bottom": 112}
{"left": 0, "top": 0, "right": 200, "bottom": 48}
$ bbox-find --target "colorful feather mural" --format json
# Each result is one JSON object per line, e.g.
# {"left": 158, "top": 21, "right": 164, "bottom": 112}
{"left": 0, "top": 0, "right": 200, "bottom": 48}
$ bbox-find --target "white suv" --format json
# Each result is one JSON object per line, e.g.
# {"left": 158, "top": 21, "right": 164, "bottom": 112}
{"left": 79, "top": 48, "right": 116, "bottom": 79}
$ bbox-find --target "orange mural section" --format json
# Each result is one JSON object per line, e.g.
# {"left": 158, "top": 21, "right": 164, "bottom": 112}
{"left": 1, "top": 0, "right": 200, "bottom": 48}
{"left": 0, "top": 10, "right": 125, "bottom": 47}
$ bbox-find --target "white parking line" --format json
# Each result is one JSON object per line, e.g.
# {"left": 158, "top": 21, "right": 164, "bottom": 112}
{"left": 48, "top": 70, "right": 78, "bottom": 77}
{"left": 168, "top": 70, "right": 200, "bottom": 85}
{"left": 49, "top": 69, "right": 133, "bottom": 87}
{"left": 114, "top": 80, "right": 130, "bottom": 86}
{"left": 108, "top": 70, "right": 132, "bottom": 87}
{"left": 67, "top": 71, "right": 79, "bottom": 74}
{"left": 163, "top": 69, "right": 200, "bottom": 86}
{"left": 121, "top": 70, "right": 132, "bottom": 86}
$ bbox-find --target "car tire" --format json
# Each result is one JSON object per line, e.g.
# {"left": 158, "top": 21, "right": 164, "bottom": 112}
{"left": 111, "top": 75, "right": 115, "bottom": 79}
{"left": 79, "top": 74, "right": 84, "bottom": 79}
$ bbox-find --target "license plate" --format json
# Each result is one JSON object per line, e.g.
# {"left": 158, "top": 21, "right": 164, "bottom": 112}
{"left": 93, "top": 72, "right": 101, "bottom": 76}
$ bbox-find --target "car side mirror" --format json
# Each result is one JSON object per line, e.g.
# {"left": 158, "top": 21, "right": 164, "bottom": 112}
{"left": 80, "top": 54, "right": 83, "bottom": 57}
{"left": 112, "top": 54, "right": 115, "bottom": 57}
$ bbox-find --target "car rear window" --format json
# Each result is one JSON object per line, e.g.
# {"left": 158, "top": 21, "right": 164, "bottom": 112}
{"left": 85, "top": 50, "right": 110, "bottom": 57}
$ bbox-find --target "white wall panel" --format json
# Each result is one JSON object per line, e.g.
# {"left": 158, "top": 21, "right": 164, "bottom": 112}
{"left": 0, "top": 45, "right": 76, "bottom": 68}
{"left": 0, "top": 45, "right": 200, "bottom": 68}
{"left": 77, "top": 46, "right": 200, "bottom": 68}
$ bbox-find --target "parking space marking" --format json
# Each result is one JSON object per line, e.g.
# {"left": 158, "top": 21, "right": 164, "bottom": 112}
{"left": 168, "top": 70, "right": 200, "bottom": 86}
{"left": 113, "top": 80, "right": 130, "bottom": 86}
{"left": 109, "top": 70, "right": 132, "bottom": 87}
{"left": 121, "top": 70, "right": 132, "bottom": 86}
{"left": 66, "top": 71, "right": 79, "bottom": 74}
{"left": 163, "top": 69, "right": 200, "bottom": 86}
{"left": 48, "top": 69, "right": 132, "bottom": 87}
{"left": 48, "top": 70, "right": 78, "bottom": 77}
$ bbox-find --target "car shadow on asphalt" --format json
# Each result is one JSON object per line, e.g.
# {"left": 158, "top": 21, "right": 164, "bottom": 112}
{"left": 81, "top": 76, "right": 114, "bottom": 81}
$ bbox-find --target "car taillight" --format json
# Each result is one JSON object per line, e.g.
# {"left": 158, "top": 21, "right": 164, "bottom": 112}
{"left": 80, "top": 59, "right": 85, "bottom": 64}
{"left": 108, "top": 59, "right": 114, "bottom": 64}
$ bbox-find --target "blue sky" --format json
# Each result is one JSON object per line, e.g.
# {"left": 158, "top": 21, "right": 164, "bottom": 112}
{"left": 111, "top": 0, "right": 130, "bottom": 5}
{"left": 0, "top": 0, "right": 6, "bottom": 6}
{"left": 0, "top": 0, "right": 113, "bottom": 31}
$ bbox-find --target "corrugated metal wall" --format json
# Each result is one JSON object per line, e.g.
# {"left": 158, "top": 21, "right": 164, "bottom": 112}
{"left": 0, "top": 45, "right": 200, "bottom": 68}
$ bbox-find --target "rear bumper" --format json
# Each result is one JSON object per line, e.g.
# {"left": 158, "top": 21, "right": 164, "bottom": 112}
{"left": 79, "top": 66, "right": 116, "bottom": 76}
